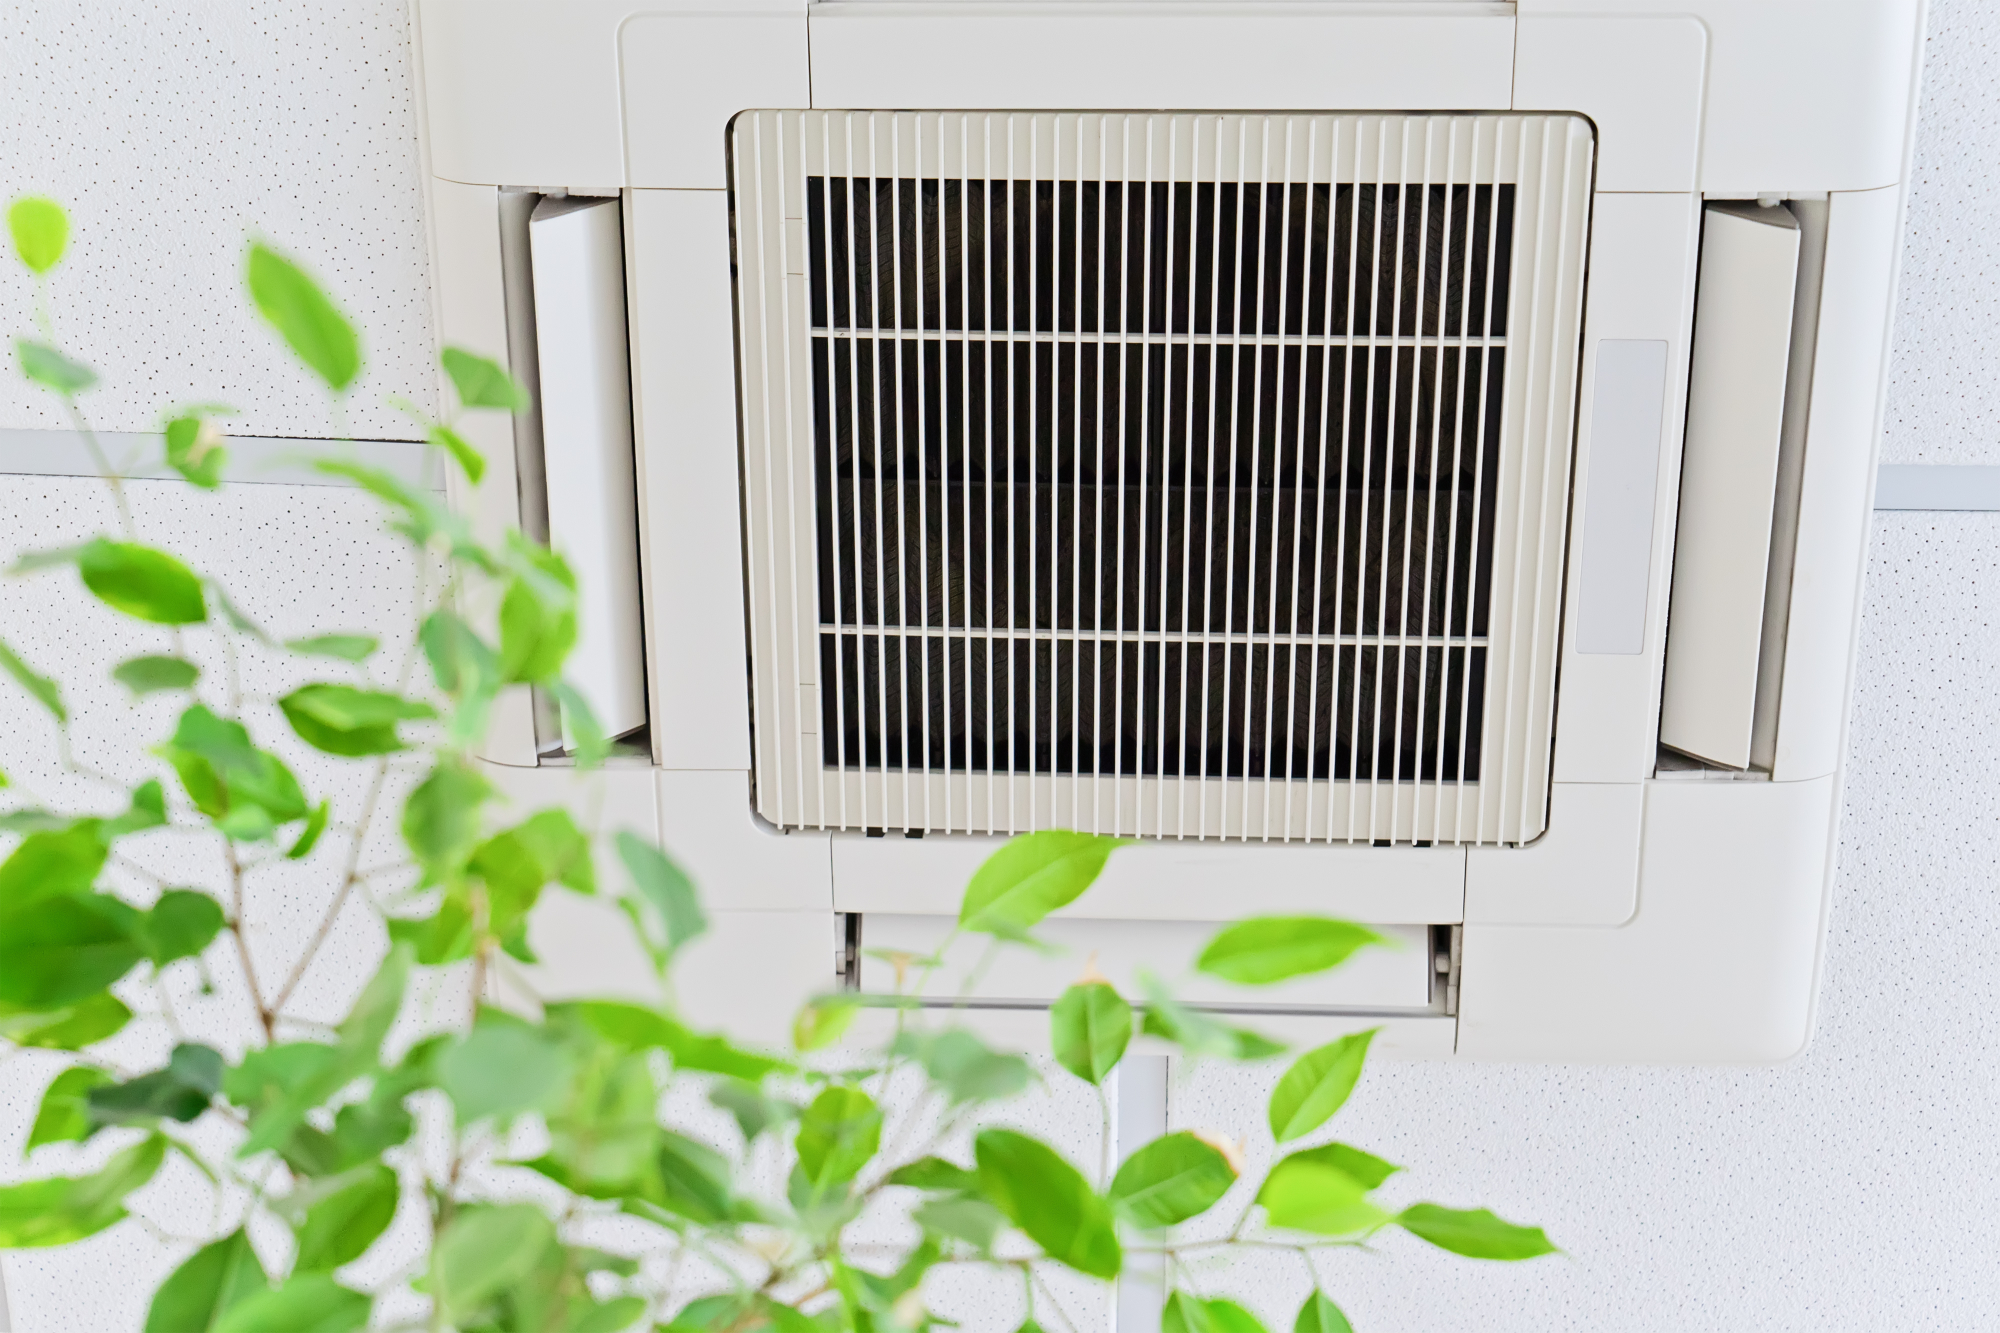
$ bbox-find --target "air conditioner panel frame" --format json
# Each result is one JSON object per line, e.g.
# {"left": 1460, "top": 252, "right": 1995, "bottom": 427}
{"left": 412, "top": 0, "right": 1923, "bottom": 1064}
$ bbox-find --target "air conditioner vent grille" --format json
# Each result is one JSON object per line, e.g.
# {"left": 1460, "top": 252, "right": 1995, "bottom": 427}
{"left": 732, "top": 112, "right": 1592, "bottom": 844}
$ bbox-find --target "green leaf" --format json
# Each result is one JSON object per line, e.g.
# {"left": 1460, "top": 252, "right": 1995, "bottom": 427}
{"left": 145, "top": 1228, "right": 269, "bottom": 1333}
{"left": 891, "top": 1027, "right": 1031, "bottom": 1104}
{"left": 792, "top": 993, "right": 860, "bottom": 1052}
{"left": 553, "top": 678, "right": 610, "bottom": 766}
{"left": 286, "top": 800, "right": 330, "bottom": 860}
{"left": 279, "top": 1048, "right": 428, "bottom": 1178}
{"left": 1278, "top": 1142, "right": 1400, "bottom": 1192}
{"left": 226, "top": 1042, "right": 339, "bottom": 1129}
{"left": 886, "top": 1156, "right": 979, "bottom": 1194}
{"left": 663, "top": 1295, "right": 754, "bottom": 1332}
{"left": 512, "top": 807, "right": 596, "bottom": 894}
{"left": 709, "top": 1079, "right": 798, "bottom": 1141}
{"left": 498, "top": 547, "right": 578, "bottom": 684}
{"left": 1268, "top": 1029, "right": 1379, "bottom": 1143}
{"left": 0, "top": 891, "right": 144, "bottom": 1008}
{"left": 417, "top": 611, "right": 500, "bottom": 743}
{"left": 469, "top": 809, "right": 596, "bottom": 943}
{"left": 285, "top": 633, "right": 377, "bottom": 662}
{"left": 0, "top": 820, "right": 105, "bottom": 903}
{"left": 291, "top": 1163, "right": 398, "bottom": 1271}
{"left": 557, "top": 1001, "right": 787, "bottom": 1079}
{"left": 112, "top": 654, "right": 199, "bottom": 696}
{"left": 106, "top": 780, "right": 169, "bottom": 838}
{"left": 213, "top": 1273, "right": 369, "bottom": 1333}
{"left": 434, "top": 1206, "right": 556, "bottom": 1322}
{"left": 1165, "top": 1294, "right": 1267, "bottom": 1333}
{"left": 247, "top": 244, "right": 359, "bottom": 392}
{"left": 163, "top": 414, "right": 228, "bottom": 488}
{"left": 1293, "top": 1292, "right": 1355, "bottom": 1333}
{"left": 1138, "top": 981, "right": 1285, "bottom": 1063}
{"left": 2, "top": 991, "right": 132, "bottom": 1049}
{"left": 525, "top": 1046, "right": 660, "bottom": 1200}
{"left": 1050, "top": 981, "right": 1132, "bottom": 1085}
{"left": 18, "top": 339, "right": 95, "bottom": 394}
{"left": 1196, "top": 917, "right": 1389, "bottom": 987}
{"left": 616, "top": 830, "right": 706, "bottom": 965}
{"left": 9, "top": 197, "right": 68, "bottom": 273}
{"left": 385, "top": 898, "right": 476, "bottom": 965}
{"left": 418, "top": 610, "right": 491, "bottom": 693}
{"left": 647, "top": 1130, "right": 736, "bottom": 1223}
{"left": 959, "top": 831, "right": 1128, "bottom": 935}
{"left": 1256, "top": 1157, "right": 1389, "bottom": 1238}
{"left": 402, "top": 756, "right": 493, "bottom": 882}
{"left": 279, "top": 682, "right": 433, "bottom": 756}
{"left": 207, "top": 583, "right": 271, "bottom": 643}
{"left": 1108, "top": 1132, "right": 1238, "bottom": 1230}
{"left": 88, "top": 1042, "right": 224, "bottom": 1127}
{"left": 974, "top": 1128, "right": 1121, "bottom": 1279}
{"left": 158, "top": 704, "right": 309, "bottom": 837}
{"left": 573, "top": 1295, "right": 649, "bottom": 1333}
{"left": 26, "top": 1066, "right": 113, "bottom": 1150}
{"left": 442, "top": 345, "right": 531, "bottom": 412}
{"left": 135, "top": 889, "right": 225, "bottom": 967}
{"left": 1394, "top": 1203, "right": 1558, "bottom": 1261}
{"left": 429, "top": 424, "right": 485, "bottom": 484}
{"left": 230, "top": 946, "right": 410, "bottom": 1157}
{"left": 0, "top": 635, "right": 66, "bottom": 721}
{"left": 913, "top": 1192, "right": 1005, "bottom": 1252}
{"left": 72, "top": 539, "right": 207, "bottom": 624}
{"left": 0, "top": 1133, "right": 165, "bottom": 1245}
{"left": 796, "top": 1085, "right": 883, "bottom": 1189}
{"left": 439, "top": 1011, "right": 574, "bottom": 1127}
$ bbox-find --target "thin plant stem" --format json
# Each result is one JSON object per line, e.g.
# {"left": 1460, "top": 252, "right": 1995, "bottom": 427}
{"left": 65, "top": 398, "right": 134, "bottom": 538}
{"left": 268, "top": 753, "right": 390, "bottom": 1014}
{"left": 224, "top": 841, "right": 274, "bottom": 1040}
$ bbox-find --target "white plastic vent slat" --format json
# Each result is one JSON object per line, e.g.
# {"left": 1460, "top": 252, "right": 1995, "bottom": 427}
{"left": 733, "top": 111, "right": 1592, "bottom": 845}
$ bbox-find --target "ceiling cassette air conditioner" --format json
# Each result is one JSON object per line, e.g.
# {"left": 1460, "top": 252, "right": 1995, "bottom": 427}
{"left": 412, "top": 0, "right": 1927, "bottom": 1063}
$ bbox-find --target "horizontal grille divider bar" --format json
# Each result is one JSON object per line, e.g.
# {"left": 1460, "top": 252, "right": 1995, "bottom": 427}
{"left": 810, "top": 328, "right": 1508, "bottom": 349}
{"left": 817, "top": 624, "right": 1488, "bottom": 648}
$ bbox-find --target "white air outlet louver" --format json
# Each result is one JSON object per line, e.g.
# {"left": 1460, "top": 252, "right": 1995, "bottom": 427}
{"left": 414, "top": 0, "right": 1926, "bottom": 1063}
{"left": 734, "top": 111, "right": 1591, "bottom": 846}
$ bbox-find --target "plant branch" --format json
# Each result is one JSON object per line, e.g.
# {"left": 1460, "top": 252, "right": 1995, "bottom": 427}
{"left": 269, "top": 754, "right": 390, "bottom": 1015}
{"left": 225, "top": 840, "right": 274, "bottom": 1040}
{"left": 66, "top": 398, "right": 134, "bottom": 539}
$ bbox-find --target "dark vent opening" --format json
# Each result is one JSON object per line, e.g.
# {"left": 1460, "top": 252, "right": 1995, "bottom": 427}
{"left": 806, "top": 175, "right": 1514, "bottom": 784}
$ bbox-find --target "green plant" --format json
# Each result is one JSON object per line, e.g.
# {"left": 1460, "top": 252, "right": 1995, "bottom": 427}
{"left": 0, "top": 197, "right": 1556, "bottom": 1333}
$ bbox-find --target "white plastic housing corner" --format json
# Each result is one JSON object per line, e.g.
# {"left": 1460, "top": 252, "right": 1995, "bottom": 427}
{"left": 1465, "top": 783, "right": 1642, "bottom": 926}
{"left": 1513, "top": 14, "right": 1706, "bottom": 193}
{"left": 1513, "top": 0, "right": 1924, "bottom": 193}
{"left": 831, "top": 836, "right": 1464, "bottom": 926}
{"left": 674, "top": 909, "right": 834, "bottom": 1050}
{"left": 623, "top": 12, "right": 809, "bottom": 189}
{"left": 1456, "top": 774, "right": 1836, "bottom": 1063}
{"left": 656, "top": 771, "right": 831, "bottom": 913}
{"left": 417, "top": 0, "right": 632, "bottom": 186}
{"left": 806, "top": 9, "right": 1514, "bottom": 111}
{"left": 427, "top": 178, "right": 538, "bottom": 766}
